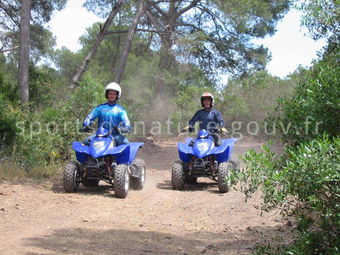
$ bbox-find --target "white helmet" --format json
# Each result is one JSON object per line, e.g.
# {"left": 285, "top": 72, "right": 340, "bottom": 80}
{"left": 105, "top": 82, "right": 121, "bottom": 99}
{"left": 200, "top": 92, "right": 214, "bottom": 107}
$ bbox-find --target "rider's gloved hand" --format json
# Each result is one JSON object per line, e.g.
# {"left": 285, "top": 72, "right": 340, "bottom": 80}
{"left": 118, "top": 126, "right": 131, "bottom": 133}
{"left": 79, "top": 126, "right": 92, "bottom": 133}
{"left": 182, "top": 126, "right": 194, "bottom": 133}
{"left": 220, "top": 127, "right": 228, "bottom": 135}
{"left": 115, "top": 124, "right": 131, "bottom": 133}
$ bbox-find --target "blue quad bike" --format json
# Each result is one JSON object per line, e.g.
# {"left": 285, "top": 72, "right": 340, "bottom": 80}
{"left": 63, "top": 127, "right": 146, "bottom": 198}
{"left": 172, "top": 129, "right": 239, "bottom": 193}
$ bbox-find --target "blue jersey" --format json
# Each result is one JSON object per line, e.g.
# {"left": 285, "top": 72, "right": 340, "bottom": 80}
{"left": 83, "top": 102, "right": 131, "bottom": 134}
{"left": 189, "top": 108, "right": 225, "bottom": 132}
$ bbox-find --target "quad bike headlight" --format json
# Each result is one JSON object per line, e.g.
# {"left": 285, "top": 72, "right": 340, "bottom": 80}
{"left": 197, "top": 142, "right": 209, "bottom": 152}
{"left": 93, "top": 141, "right": 105, "bottom": 150}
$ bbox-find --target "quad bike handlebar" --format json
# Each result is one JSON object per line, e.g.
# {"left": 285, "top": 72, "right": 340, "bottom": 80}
{"left": 180, "top": 127, "right": 228, "bottom": 135}
{"left": 79, "top": 126, "right": 95, "bottom": 133}
{"left": 114, "top": 126, "right": 131, "bottom": 134}
{"left": 79, "top": 125, "right": 130, "bottom": 134}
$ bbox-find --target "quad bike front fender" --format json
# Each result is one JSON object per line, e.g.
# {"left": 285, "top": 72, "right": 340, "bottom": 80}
{"left": 178, "top": 138, "right": 194, "bottom": 163}
{"left": 72, "top": 141, "right": 144, "bottom": 164}
{"left": 126, "top": 142, "right": 144, "bottom": 164}
{"left": 177, "top": 137, "right": 237, "bottom": 163}
{"left": 73, "top": 142, "right": 89, "bottom": 163}
{"left": 212, "top": 138, "right": 237, "bottom": 163}
{"left": 109, "top": 142, "right": 144, "bottom": 165}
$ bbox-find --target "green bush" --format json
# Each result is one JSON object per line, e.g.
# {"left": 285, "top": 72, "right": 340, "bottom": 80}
{"left": 0, "top": 94, "right": 19, "bottom": 148}
{"left": 239, "top": 136, "right": 339, "bottom": 254}
{"left": 0, "top": 77, "right": 105, "bottom": 178}
{"left": 0, "top": 73, "right": 17, "bottom": 102}
{"left": 268, "top": 59, "right": 340, "bottom": 144}
{"left": 29, "top": 65, "right": 59, "bottom": 107}
{"left": 218, "top": 70, "right": 296, "bottom": 137}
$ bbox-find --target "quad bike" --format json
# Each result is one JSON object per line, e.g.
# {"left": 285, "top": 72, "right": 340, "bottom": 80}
{"left": 63, "top": 127, "right": 146, "bottom": 198}
{"left": 171, "top": 129, "right": 239, "bottom": 193}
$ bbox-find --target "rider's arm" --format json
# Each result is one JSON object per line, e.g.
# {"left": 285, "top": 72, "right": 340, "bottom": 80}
{"left": 188, "top": 110, "right": 201, "bottom": 128}
{"left": 83, "top": 107, "right": 99, "bottom": 127}
{"left": 118, "top": 109, "right": 132, "bottom": 132}
{"left": 215, "top": 110, "right": 226, "bottom": 128}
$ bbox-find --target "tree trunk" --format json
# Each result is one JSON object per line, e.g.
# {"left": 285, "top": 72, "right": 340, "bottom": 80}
{"left": 114, "top": 0, "right": 144, "bottom": 84}
{"left": 159, "top": 0, "right": 177, "bottom": 71}
{"left": 155, "top": 1, "right": 178, "bottom": 95}
{"left": 145, "top": 0, "right": 201, "bottom": 95}
{"left": 110, "top": 12, "right": 123, "bottom": 73}
{"left": 69, "top": 0, "right": 124, "bottom": 89}
{"left": 18, "top": 0, "right": 32, "bottom": 104}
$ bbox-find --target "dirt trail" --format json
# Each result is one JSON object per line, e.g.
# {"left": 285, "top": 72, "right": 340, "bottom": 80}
{"left": 0, "top": 139, "right": 291, "bottom": 255}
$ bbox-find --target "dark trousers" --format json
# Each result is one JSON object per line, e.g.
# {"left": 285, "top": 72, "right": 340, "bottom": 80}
{"left": 210, "top": 133, "right": 221, "bottom": 146}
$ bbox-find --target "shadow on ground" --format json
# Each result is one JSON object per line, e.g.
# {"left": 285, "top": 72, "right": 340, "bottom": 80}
{"left": 24, "top": 225, "right": 288, "bottom": 255}
{"left": 157, "top": 180, "right": 218, "bottom": 192}
{"left": 51, "top": 173, "right": 114, "bottom": 197}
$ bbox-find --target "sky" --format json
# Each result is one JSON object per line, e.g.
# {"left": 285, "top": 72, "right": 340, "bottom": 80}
{"left": 49, "top": 0, "right": 103, "bottom": 50}
{"left": 48, "top": 0, "right": 327, "bottom": 79}
{"left": 255, "top": 10, "right": 326, "bottom": 78}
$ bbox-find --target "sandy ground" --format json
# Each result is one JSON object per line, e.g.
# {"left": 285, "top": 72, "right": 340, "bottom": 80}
{"left": 0, "top": 138, "right": 292, "bottom": 255}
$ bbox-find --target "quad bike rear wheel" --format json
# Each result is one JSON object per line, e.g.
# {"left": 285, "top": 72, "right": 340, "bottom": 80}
{"left": 218, "top": 162, "right": 232, "bottom": 193}
{"left": 63, "top": 161, "right": 80, "bottom": 193}
{"left": 114, "top": 164, "right": 130, "bottom": 198}
{"left": 130, "top": 158, "right": 146, "bottom": 190}
{"left": 171, "top": 161, "right": 185, "bottom": 190}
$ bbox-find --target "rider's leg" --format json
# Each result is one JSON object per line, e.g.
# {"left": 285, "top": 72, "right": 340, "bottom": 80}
{"left": 113, "top": 134, "right": 129, "bottom": 146}
{"left": 211, "top": 133, "right": 221, "bottom": 146}
{"left": 189, "top": 137, "right": 196, "bottom": 147}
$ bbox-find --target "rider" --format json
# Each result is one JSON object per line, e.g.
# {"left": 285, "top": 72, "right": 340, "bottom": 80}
{"left": 81, "top": 82, "right": 131, "bottom": 146}
{"left": 182, "top": 92, "right": 227, "bottom": 146}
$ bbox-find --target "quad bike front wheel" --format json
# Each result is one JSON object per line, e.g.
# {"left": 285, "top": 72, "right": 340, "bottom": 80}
{"left": 218, "top": 162, "right": 232, "bottom": 193}
{"left": 229, "top": 157, "right": 240, "bottom": 172}
{"left": 63, "top": 161, "right": 80, "bottom": 192}
{"left": 130, "top": 158, "right": 146, "bottom": 190}
{"left": 114, "top": 164, "right": 130, "bottom": 198}
{"left": 171, "top": 161, "right": 185, "bottom": 190}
